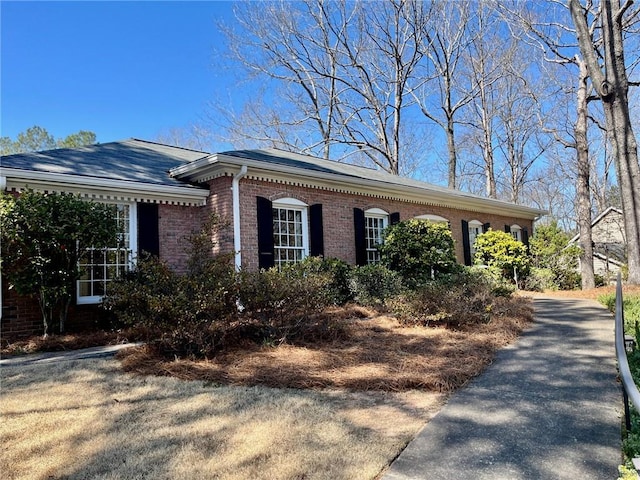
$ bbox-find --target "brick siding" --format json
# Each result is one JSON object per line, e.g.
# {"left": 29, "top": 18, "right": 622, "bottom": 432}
{"left": 231, "top": 177, "right": 534, "bottom": 271}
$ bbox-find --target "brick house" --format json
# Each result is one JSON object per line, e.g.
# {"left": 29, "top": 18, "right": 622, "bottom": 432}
{"left": 1, "top": 139, "right": 544, "bottom": 338}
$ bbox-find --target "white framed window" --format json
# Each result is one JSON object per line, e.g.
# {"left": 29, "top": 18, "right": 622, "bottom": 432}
{"left": 510, "top": 224, "right": 522, "bottom": 242}
{"left": 77, "top": 202, "right": 137, "bottom": 304}
{"left": 415, "top": 214, "right": 449, "bottom": 225}
{"left": 365, "top": 208, "right": 389, "bottom": 264}
{"left": 272, "top": 198, "right": 309, "bottom": 268}
{"left": 468, "top": 220, "right": 484, "bottom": 254}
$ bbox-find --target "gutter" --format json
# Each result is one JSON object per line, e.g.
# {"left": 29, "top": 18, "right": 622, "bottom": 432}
{"left": 174, "top": 155, "right": 546, "bottom": 219}
{"left": 232, "top": 165, "right": 248, "bottom": 270}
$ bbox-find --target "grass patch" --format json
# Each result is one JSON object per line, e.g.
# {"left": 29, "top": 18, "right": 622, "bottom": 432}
{"left": 1, "top": 296, "right": 533, "bottom": 479}
{"left": 1, "top": 358, "right": 444, "bottom": 480}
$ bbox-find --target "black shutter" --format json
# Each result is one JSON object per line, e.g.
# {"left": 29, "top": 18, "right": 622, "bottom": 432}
{"left": 390, "top": 212, "right": 400, "bottom": 225}
{"left": 461, "top": 220, "right": 472, "bottom": 266}
{"left": 137, "top": 202, "right": 159, "bottom": 257}
{"left": 483, "top": 222, "right": 491, "bottom": 233}
{"left": 257, "top": 196, "right": 274, "bottom": 269}
{"left": 354, "top": 208, "right": 367, "bottom": 266}
{"left": 310, "top": 203, "right": 324, "bottom": 257}
{"left": 522, "top": 227, "right": 530, "bottom": 247}
{"left": 505, "top": 224, "right": 511, "bottom": 233}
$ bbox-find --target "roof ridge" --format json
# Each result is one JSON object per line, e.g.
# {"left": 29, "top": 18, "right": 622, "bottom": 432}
{"left": 129, "top": 138, "right": 210, "bottom": 155}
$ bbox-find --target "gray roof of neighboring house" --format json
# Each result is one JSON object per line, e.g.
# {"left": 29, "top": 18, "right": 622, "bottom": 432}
{"left": 1, "top": 138, "right": 209, "bottom": 190}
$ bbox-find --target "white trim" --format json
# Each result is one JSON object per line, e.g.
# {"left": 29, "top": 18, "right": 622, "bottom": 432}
{"left": 232, "top": 165, "right": 248, "bottom": 270}
{"left": 273, "top": 197, "right": 308, "bottom": 207}
{"left": 415, "top": 214, "right": 449, "bottom": 223}
{"left": 468, "top": 220, "right": 483, "bottom": 253}
{"left": 1, "top": 167, "right": 208, "bottom": 206}
{"left": 364, "top": 209, "right": 389, "bottom": 264}
{"left": 271, "top": 198, "right": 309, "bottom": 265}
{"left": 510, "top": 224, "right": 522, "bottom": 241}
{"left": 365, "top": 207, "right": 389, "bottom": 216}
{"left": 171, "top": 154, "right": 545, "bottom": 219}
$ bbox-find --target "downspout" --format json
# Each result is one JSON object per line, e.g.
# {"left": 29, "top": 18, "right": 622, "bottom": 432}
{"left": 232, "top": 166, "right": 248, "bottom": 270}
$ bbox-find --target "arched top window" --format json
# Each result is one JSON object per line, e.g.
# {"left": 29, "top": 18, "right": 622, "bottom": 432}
{"left": 365, "top": 207, "right": 389, "bottom": 216}
{"left": 273, "top": 197, "right": 308, "bottom": 208}
{"left": 468, "top": 220, "right": 484, "bottom": 253}
{"left": 510, "top": 224, "right": 522, "bottom": 242}
{"left": 271, "top": 197, "right": 309, "bottom": 267}
{"left": 415, "top": 214, "right": 449, "bottom": 224}
{"left": 364, "top": 208, "right": 389, "bottom": 264}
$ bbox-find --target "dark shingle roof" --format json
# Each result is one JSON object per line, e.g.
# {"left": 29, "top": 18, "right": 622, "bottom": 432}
{"left": 1, "top": 139, "right": 209, "bottom": 189}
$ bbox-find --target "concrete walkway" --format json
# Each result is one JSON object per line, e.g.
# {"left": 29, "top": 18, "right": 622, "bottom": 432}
{"left": 0, "top": 342, "right": 141, "bottom": 367}
{"left": 384, "top": 296, "right": 622, "bottom": 480}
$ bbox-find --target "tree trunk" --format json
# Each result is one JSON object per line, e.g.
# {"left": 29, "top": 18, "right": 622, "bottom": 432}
{"left": 38, "top": 291, "right": 52, "bottom": 338}
{"left": 59, "top": 296, "right": 71, "bottom": 334}
{"left": 575, "top": 58, "right": 596, "bottom": 289}
{"left": 446, "top": 112, "right": 457, "bottom": 189}
{"left": 570, "top": 0, "right": 640, "bottom": 284}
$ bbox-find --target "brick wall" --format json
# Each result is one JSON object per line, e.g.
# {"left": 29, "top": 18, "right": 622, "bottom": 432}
{"left": 158, "top": 203, "right": 207, "bottom": 273}
{"left": 233, "top": 178, "right": 534, "bottom": 270}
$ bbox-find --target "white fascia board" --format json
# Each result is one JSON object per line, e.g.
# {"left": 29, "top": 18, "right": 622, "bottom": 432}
{"left": 1, "top": 167, "right": 209, "bottom": 206}
{"left": 176, "top": 155, "right": 545, "bottom": 219}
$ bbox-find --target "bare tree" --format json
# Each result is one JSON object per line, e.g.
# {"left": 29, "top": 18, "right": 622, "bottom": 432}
{"left": 218, "top": 0, "right": 430, "bottom": 174}
{"left": 411, "top": 0, "right": 475, "bottom": 188}
{"left": 503, "top": 0, "right": 601, "bottom": 288}
{"left": 570, "top": 0, "right": 640, "bottom": 284}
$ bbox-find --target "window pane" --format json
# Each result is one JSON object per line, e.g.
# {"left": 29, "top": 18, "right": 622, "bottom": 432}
{"left": 78, "top": 203, "right": 133, "bottom": 302}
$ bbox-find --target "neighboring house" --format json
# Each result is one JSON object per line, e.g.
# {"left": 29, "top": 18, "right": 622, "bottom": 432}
{"left": 0, "top": 139, "right": 544, "bottom": 338}
{"left": 569, "top": 207, "right": 627, "bottom": 278}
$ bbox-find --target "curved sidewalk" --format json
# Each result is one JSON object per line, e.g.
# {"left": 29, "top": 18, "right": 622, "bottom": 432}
{"left": 0, "top": 342, "right": 141, "bottom": 367}
{"left": 384, "top": 296, "right": 622, "bottom": 480}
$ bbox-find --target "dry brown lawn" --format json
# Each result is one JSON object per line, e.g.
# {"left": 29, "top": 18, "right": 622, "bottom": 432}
{"left": 1, "top": 298, "right": 534, "bottom": 480}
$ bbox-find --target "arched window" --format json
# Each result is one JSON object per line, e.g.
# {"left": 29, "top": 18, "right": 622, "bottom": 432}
{"left": 365, "top": 208, "right": 389, "bottom": 264}
{"left": 510, "top": 224, "right": 522, "bottom": 242}
{"left": 272, "top": 198, "right": 309, "bottom": 267}
{"left": 468, "top": 220, "right": 484, "bottom": 253}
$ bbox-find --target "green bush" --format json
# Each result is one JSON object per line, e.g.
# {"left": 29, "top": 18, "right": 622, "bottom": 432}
{"left": 348, "top": 264, "right": 403, "bottom": 306}
{"left": 291, "top": 256, "right": 353, "bottom": 305}
{"left": 379, "top": 220, "right": 459, "bottom": 287}
{"left": 1, "top": 190, "right": 119, "bottom": 335}
{"left": 522, "top": 267, "right": 558, "bottom": 291}
{"left": 237, "top": 263, "right": 335, "bottom": 343}
{"left": 389, "top": 268, "right": 505, "bottom": 327}
{"left": 529, "top": 221, "right": 581, "bottom": 291}
{"left": 103, "top": 214, "right": 239, "bottom": 358}
{"left": 104, "top": 252, "right": 239, "bottom": 358}
{"left": 473, "top": 229, "right": 529, "bottom": 282}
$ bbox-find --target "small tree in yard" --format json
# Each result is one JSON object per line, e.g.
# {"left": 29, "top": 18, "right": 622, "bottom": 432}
{"left": 474, "top": 229, "right": 530, "bottom": 285}
{"left": 528, "top": 221, "right": 581, "bottom": 290}
{"left": 0, "top": 191, "right": 119, "bottom": 336}
{"left": 380, "top": 220, "right": 458, "bottom": 287}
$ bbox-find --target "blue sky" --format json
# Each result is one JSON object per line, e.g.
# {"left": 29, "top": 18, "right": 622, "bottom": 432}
{"left": 1, "top": 1, "right": 237, "bottom": 145}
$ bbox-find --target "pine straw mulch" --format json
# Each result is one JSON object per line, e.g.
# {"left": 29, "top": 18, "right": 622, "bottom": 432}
{"left": 117, "top": 299, "right": 534, "bottom": 393}
{"left": 521, "top": 284, "right": 640, "bottom": 301}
